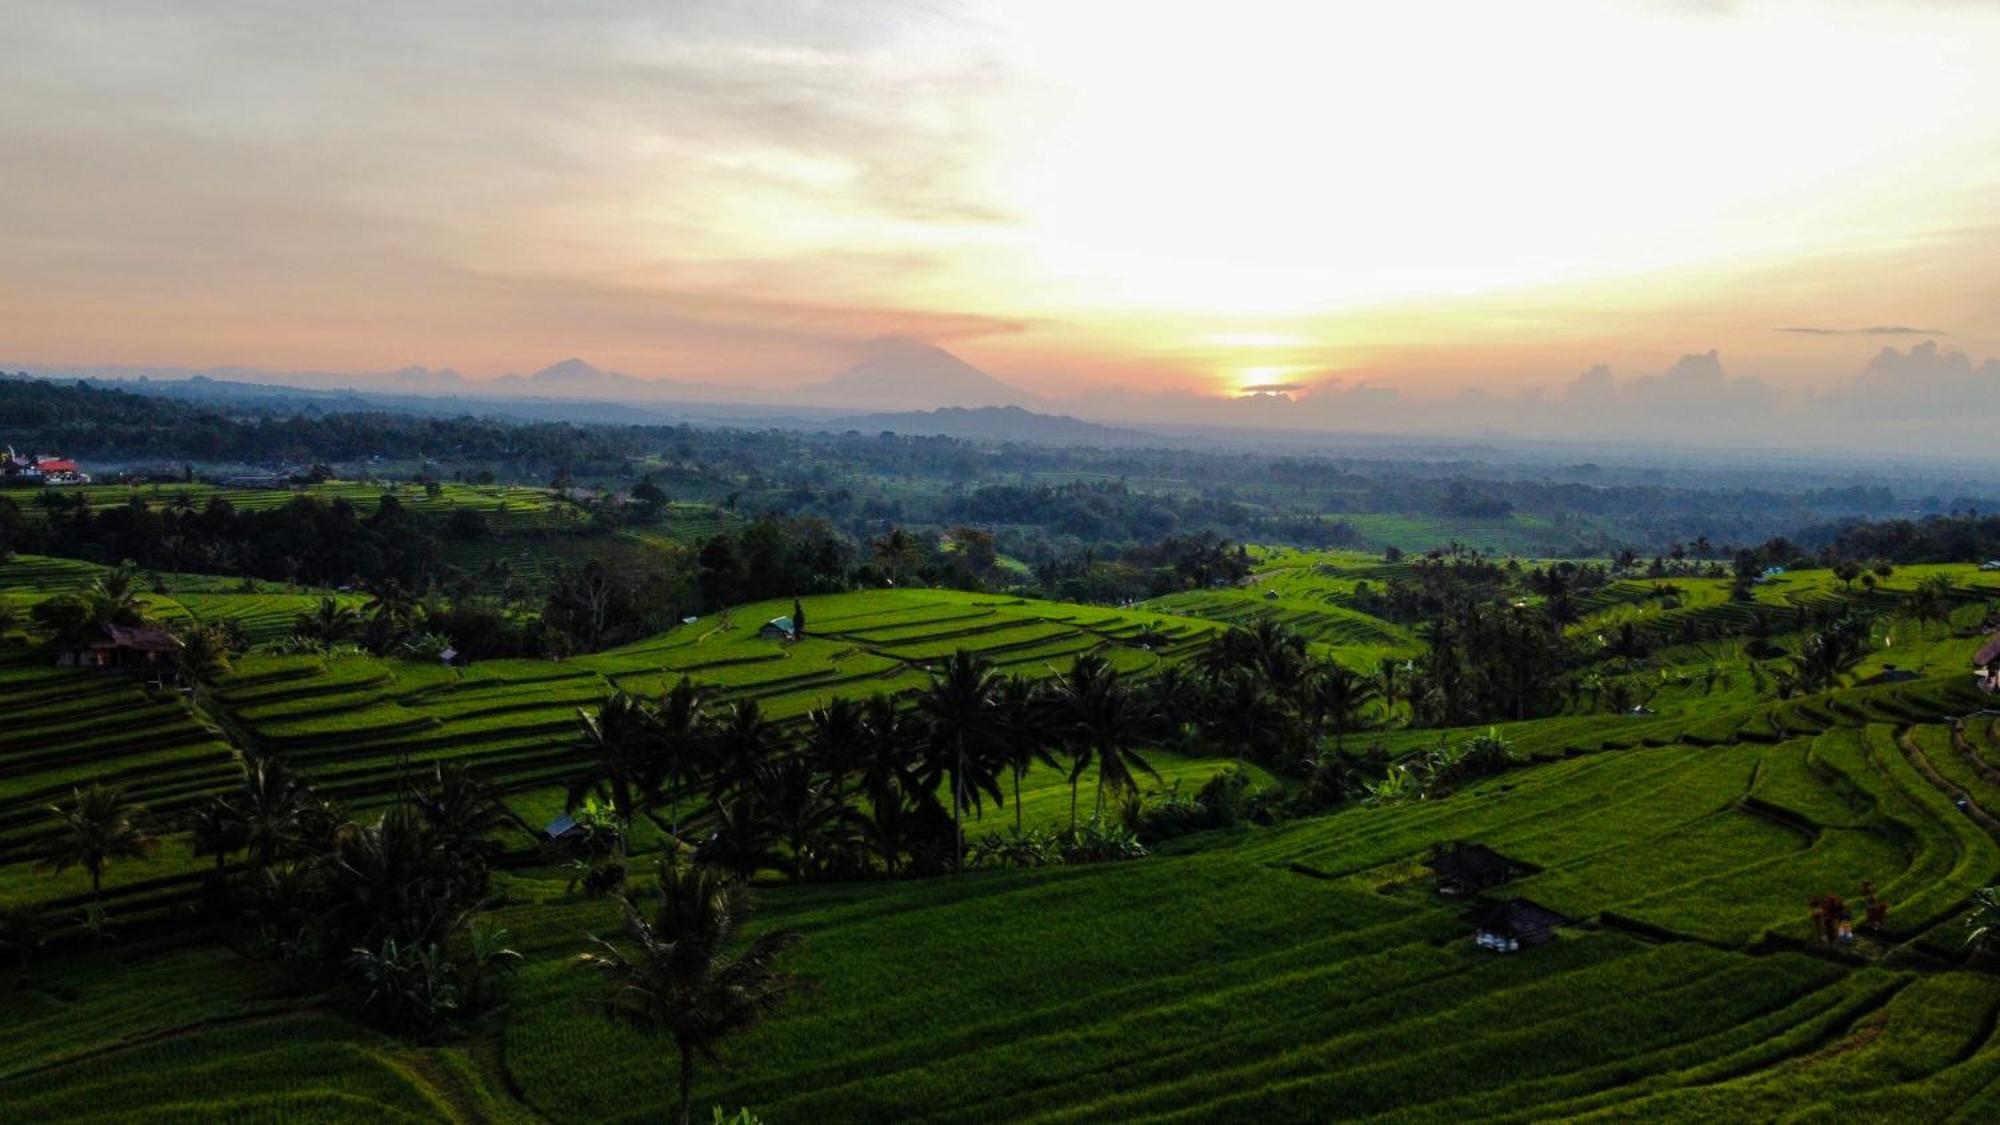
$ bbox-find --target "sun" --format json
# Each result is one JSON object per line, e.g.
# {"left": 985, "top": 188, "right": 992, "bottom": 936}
{"left": 1229, "top": 365, "right": 1306, "bottom": 397}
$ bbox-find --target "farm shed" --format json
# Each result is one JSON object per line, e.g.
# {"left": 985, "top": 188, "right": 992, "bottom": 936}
{"left": 1976, "top": 632, "right": 2000, "bottom": 691}
{"left": 759, "top": 616, "right": 797, "bottom": 640}
{"left": 1426, "top": 842, "right": 1517, "bottom": 896}
{"left": 54, "top": 623, "right": 184, "bottom": 676}
{"left": 1466, "top": 898, "right": 1570, "bottom": 953}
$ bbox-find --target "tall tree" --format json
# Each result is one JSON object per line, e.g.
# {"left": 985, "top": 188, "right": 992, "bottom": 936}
{"left": 993, "top": 676, "right": 1058, "bottom": 833}
{"left": 709, "top": 700, "right": 784, "bottom": 801}
{"left": 913, "top": 649, "right": 1006, "bottom": 871}
{"left": 803, "top": 696, "right": 868, "bottom": 807}
{"left": 40, "top": 783, "right": 157, "bottom": 928}
{"left": 577, "top": 857, "right": 803, "bottom": 1125}
{"left": 174, "top": 620, "right": 233, "bottom": 705}
{"left": 186, "top": 795, "right": 247, "bottom": 876}
{"left": 653, "top": 676, "right": 714, "bottom": 841}
{"left": 1050, "top": 653, "right": 1160, "bottom": 822}
{"left": 571, "top": 692, "right": 661, "bottom": 853}
{"left": 1304, "top": 660, "right": 1379, "bottom": 754}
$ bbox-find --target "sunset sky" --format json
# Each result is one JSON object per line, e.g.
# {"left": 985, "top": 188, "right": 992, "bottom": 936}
{"left": 3, "top": 0, "right": 1998, "bottom": 404}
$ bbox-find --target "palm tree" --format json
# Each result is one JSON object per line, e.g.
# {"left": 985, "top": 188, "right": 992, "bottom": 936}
{"left": 1202, "top": 667, "right": 1292, "bottom": 767}
{"left": 855, "top": 694, "right": 917, "bottom": 798}
{"left": 570, "top": 692, "right": 661, "bottom": 852}
{"left": 1144, "top": 664, "right": 1204, "bottom": 750}
{"left": 81, "top": 563, "right": 148, "bottom": 629}
{"left": 871, "top": 527, "right": 919, "bottom": 585}
{"left": 416, "top": 762, "right": 525, "bottom": 884}
{"left": 993, "top": 677, "right": 1059, "bottom": 833}
{"left": 914, "top": 650, "right": 1007, "bottom": 871}
{"left": 803, "top": 696, "right": 868, "bottom": 808}
{"left": 1375, "top": 657, "right": 1406, "bottom": 721}
{"left": 1305, "top": 660, "right": 1379, "bottom": 754}
{"left": 1050, "top": 653, "right": 1159, "bottom": 823}
{"left": 40, "top": 784, "right": 157, "bottom": 929}
{"left": 186, "top": 795, "right": 247, "bottom": 876}
{"left": 577, "top": 856, "right": 803, "bottom": 1125}
{"left": 861, "top": 775, "right": 919, "bottom": 876}
{"left": 296, "top": 596, "right": 360, "bottom": 644}
{"left": 754, "top": 756, "right": 861, "bottom": 882}
{"left": 1246, "top": 618, "right": 1309, "bottom": 693}
{"left": 653, "top": 676, "right": 715, "bottom": 841}
{"left": 709, "top": 700, "right": 784, "bottom": 801}
{"left": 1903, "top": 574, "right": 1956, "bottom": 638}
{"left": 175, "top": 621, "right": 233, "bottom": 705}
{"left": 363, "top": 582, "right": 416, "bottom": 653}
{"left": 236, "top": 756, "right": 307, "bottom": 873}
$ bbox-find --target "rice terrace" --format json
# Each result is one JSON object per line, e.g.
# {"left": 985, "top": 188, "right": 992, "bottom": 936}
{"left": 10, "top": 2, "right": 2000, "bottom": 1121}
{"left": 7, "top": 496, "right": 2000, "bottom": 1122}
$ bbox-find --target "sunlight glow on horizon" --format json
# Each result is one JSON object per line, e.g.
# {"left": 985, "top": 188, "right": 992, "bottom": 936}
{"left": 1, "top": 1, "right": 1998, "bottom": 400}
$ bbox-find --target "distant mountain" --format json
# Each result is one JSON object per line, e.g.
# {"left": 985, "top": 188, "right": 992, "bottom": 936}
{"left": 483, "top": 357, "right": 655, "bottom": 398}
{"left": 827, "top": 405, "right": 1170, "bottom": 447}
{"left": 799, "top": 337, "right": 1040, "bottom": 410}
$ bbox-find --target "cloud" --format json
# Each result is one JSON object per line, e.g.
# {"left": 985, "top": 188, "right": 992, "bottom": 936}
{"left": 1778, "top": 325, "right": 1949, "bottom": 336}
{"left": 1238, "top": 382, "right": 1305, "bottom": 395}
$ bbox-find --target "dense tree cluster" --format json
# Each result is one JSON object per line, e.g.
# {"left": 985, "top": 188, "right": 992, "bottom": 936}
{"left": 2, "top": 491, "right": 443, "bottom": 588}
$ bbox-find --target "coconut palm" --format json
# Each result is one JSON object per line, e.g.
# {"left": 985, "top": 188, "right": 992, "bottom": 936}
{"left": 1375, "top": 657, "right": 1407, "bottom": 719}
{"left": 871, "top": 527, "right": 919, "bottom": 585}
{"left": 709, "top": 700, "right": 784, "bottom": 801}
{"left": 753, "top": 756, "right": 862, "bottom": 882}
{"left": 40, "top": 783, "right": 157, "bottom": 929}
{"left": 174, "top": 621, "right": 233, "bottom": 704}
{"left": 570, "top": 692, "right": 661, "bottom": 850}
{"left": 1902, "top": 574, "right": 1956, "bottom": 638}
{"left": 855, "top": 694, "right": 917, "bottom": 798}
{"left": 803, "top": 696, "right": 868, "bottom": 807}
{"left": 1050, "top": 653, "right": 1160, "bottom": 824}
{"left": 577, "top": 856, "right": 803, "bottom": 1125}
{"left": 296, "top": 596, "right": 360, "bottom": 644}
{"left": 416, "top": 762, "right": 525, "bottom": 889}
{"left": 1304, "top": 660, "right": 1379, "bottom": 754}
{"left": 1201, "top": 667, "right": 1292, "bottom": 767}
{"left": 362, "top": 582, "right": 417, "bottom": 653}
{"left": 81, "top": 563, "right": 148, "bottom": 629}
{"left": 186, "top": 795, "right": 248, "bottom": 876}
{"left": 993, "top": 677, "right": 1060, "bottom": 833}
{"left": 237, "top": 756, "right": 308, "bottom": 872}
{"left": 913, "top": 649, "right": 1007, "bottom": 871}
{"left": 1143, "top": 663, "right": 1205, "bottom": 749}
{"left": 653, "top": 676, "right": 715, "bottom": 840}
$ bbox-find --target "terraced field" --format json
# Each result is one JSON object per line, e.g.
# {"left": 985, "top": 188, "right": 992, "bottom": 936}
{"left": 0, "top": 649, "right": 238, "bottom": 927}
{"left": 11, "top": 700, "right": 2000, "bottom": 1121}
{"left": 0, "top": 586, "right": 1230, "bottom": 927}
{"left": 22, "top": 480, "right": 572, "bottom": 523}
{"left": 7, "top": 550, "right": 2000, "bottom": 1121}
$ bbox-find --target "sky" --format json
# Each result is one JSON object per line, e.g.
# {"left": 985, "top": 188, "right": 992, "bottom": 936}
{"left": 3, "top": 0, "right": 1998, "bottom": 411}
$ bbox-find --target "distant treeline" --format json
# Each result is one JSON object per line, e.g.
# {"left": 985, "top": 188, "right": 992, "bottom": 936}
{"left": 5, "top": 374, "right": 1991, "bottom": 556}
{"left": 1808, "top": 514, "right": 2000, "bottom": 564}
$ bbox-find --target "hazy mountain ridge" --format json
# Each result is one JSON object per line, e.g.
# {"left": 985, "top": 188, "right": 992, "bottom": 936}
{"left": 827, "top": 405, "right": 1170, "bottom": 446}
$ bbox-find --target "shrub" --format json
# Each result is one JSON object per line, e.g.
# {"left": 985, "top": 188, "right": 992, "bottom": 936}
{"left": 346, "top": 938, "right": 461, "bottom": 1032}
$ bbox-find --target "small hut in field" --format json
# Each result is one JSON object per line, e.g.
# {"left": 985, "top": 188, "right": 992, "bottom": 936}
{"left": 1466, "top": 898, "right": 1570, "bottom": 953}
{"left": 1425, "top": 842, "right": 1517, "bottom": 896}
{"left": 1974, "top": 633, "right": 2000, "bottom": 691}
{"left": 55, "top": 623, "right": 183, "bottom": 678}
